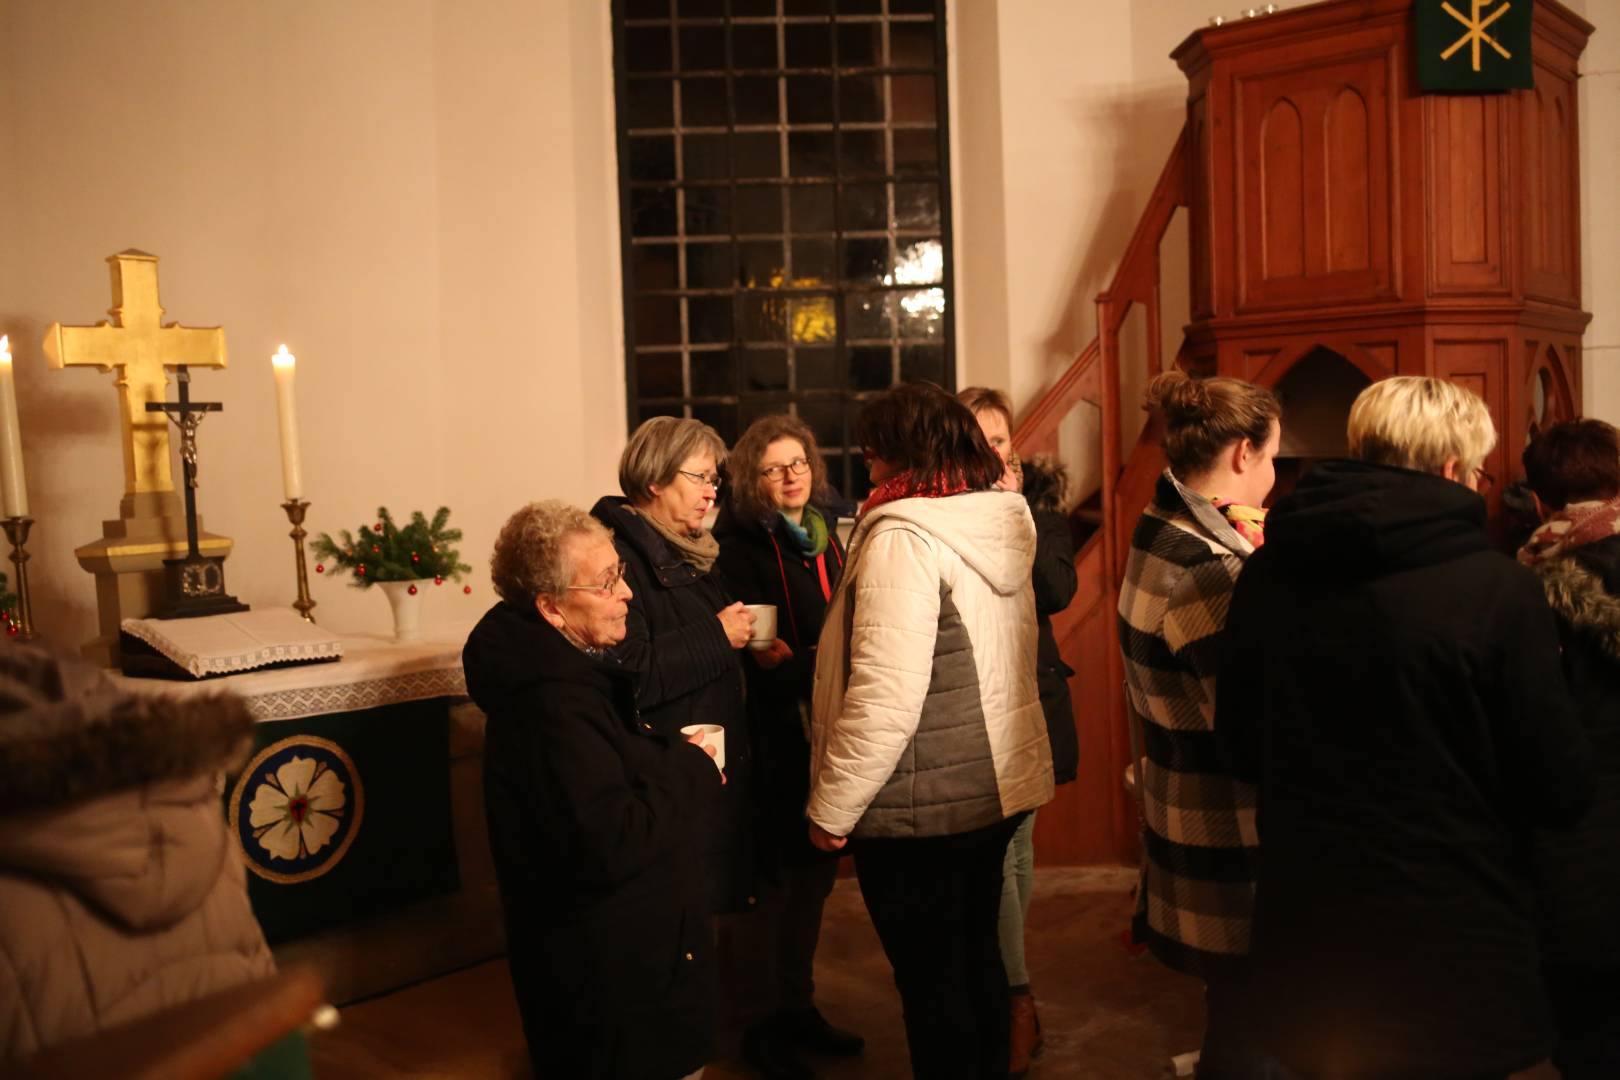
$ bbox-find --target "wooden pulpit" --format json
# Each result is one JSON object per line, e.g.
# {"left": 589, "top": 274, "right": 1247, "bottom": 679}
{"left": 1173, "top": 0, "right": 1593, "bottom": 504}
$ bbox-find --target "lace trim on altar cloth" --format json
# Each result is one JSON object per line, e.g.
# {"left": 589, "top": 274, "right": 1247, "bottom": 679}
{"left": 121, "top": 609, "right": 345, "bottom": 679}
{"left": 241, "top": 667, "right": 467, "bottom": 722}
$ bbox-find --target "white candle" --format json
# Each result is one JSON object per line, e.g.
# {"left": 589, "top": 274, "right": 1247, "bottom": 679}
{"left": 0, "top": 337, "right": 28, "bottom": 518}
{"left": 271, "top": 344, "right": 303, "bottom": 501}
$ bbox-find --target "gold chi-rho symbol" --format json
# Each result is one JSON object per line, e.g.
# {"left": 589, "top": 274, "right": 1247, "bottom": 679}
{"left": 1441, "top": 0, "right": 1513, "bottom": 72}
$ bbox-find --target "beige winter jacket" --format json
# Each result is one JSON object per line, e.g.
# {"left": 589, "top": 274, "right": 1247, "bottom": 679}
{"left": 0, "top": 645, "right": 276, "bottom": 1063}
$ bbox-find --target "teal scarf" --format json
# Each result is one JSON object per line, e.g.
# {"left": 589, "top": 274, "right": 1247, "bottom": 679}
{"left": 779, "top": 506, "right": 829, "bottom": 558}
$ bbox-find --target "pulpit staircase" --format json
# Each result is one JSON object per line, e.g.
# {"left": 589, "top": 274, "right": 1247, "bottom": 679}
{"left": 1012, "top": 125, "right": 1190, "bottom": 866}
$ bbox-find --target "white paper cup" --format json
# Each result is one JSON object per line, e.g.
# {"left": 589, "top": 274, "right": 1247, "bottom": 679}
{"left": 744, "top": 604, "right": 777, "bottom": 650}
{"left": 679, "top": 723, "right": 726, "bottom": 771}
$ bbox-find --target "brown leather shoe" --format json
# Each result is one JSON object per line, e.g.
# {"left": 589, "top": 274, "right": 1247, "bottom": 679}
{"left": 1009, "top": 991, "right": 1039, "bottom": 1078}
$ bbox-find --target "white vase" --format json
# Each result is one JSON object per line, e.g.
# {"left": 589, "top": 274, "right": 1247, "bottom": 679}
{"left": 378, "top": 579, "right": 428, "bottom": 643}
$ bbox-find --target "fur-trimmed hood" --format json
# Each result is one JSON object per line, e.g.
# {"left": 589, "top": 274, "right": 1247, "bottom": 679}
{"left": 1020, "top": 454, "right": 1069, "bottom": 515}
{"left": 1535, "top": 555, "right": 1620, "bottom": 664}
{"left": 0, "top": 644, "right": 256, "bottom": 932}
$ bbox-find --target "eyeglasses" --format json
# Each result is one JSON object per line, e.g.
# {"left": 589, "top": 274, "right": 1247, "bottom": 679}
{"left": 565, "top": 560, "right": 628, "bottom": 597}
{"left": 676, "top": 468, "right": 722, "bottom": 491}
{"left": 760, "top": 457, "right": 811, "bottom": 483}
{"left": 1471, "top": 467, "right": 1496, "bottom": 495}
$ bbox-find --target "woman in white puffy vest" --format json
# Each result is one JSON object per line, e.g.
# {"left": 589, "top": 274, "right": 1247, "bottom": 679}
{"left": 806, "top": 381, "right": 1053, "bottom": 1080}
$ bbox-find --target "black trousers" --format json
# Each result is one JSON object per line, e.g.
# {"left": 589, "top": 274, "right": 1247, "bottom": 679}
{"left": 852, "top": 814, "right": 1022, "bottom": 1080}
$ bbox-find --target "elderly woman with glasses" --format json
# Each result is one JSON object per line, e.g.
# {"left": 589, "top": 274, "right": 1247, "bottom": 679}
{"left": 593, "top": 416, "right": 762, "bottom": 917}
{"left": 463, "top": 500, "right": 724, "bottom": 1080}
{"left": 712, "top": 414, "right": 864, "bottom": 1079}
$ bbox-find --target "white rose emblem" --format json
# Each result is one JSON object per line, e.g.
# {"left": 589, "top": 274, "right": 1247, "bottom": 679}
{"left": 248, "top": 755, "right": 347, "bottom": 861}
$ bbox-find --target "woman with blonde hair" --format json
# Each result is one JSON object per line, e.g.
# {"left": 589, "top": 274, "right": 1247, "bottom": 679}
{"left": 713, "top": 413, "right": 863, "bottom": 1078}
{"left": 1217, "top": 376, "right": 1592, "bottom": 1079}
{"left": 1116, "top": 369, "right": 1281, "bottom": 1078}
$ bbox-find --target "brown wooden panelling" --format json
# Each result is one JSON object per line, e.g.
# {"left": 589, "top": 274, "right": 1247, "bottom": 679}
{"left": 1190, "top": 96, "right": 1214, "bottom": 320}
{"left": 1428, "top": 94, "right": 1507, "bottom": 294}
{"left": 1523, "top": 63, "right": 1581, "bottom": 305}
{"left": 1235, "top": 44, "right": 1396, "bottom": 310}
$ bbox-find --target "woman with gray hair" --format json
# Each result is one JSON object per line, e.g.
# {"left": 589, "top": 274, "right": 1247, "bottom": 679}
{"left": 463, "top": 499, "right": 725, "bottom": 1080}
{"left": 592, "top": 416, "right": 762, "bottom": 915}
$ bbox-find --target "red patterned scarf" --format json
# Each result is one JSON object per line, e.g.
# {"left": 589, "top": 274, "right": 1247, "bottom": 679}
{"left": 1213, "top": 498, "right": 1267, "bottom": 550}
{"left": 1518, "top": 494, "right": 1620, "bottom": 566}
{"left": 860, "top": 469, "right": 973, "bottom": 517}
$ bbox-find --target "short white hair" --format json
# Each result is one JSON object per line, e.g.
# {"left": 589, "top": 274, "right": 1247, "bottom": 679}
{"left": 489, "top": 500, "right": 611, "bottom": 608}
{"left": 1347, "top": 376, "right": 1496, "bottom": 476}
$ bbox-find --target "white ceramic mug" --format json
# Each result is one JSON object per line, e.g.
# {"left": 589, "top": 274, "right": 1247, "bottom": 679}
{"left": 744, "top": 603, "right": 777, "bottom": 650}
{"left": 679, "top": 723, "right": 726, "bottom": 771}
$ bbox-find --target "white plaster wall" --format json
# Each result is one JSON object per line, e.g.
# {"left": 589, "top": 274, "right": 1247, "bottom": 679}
{"left": 1572, "top": 0, "right": 1620, "bottom": 421}
{"left": 0, "top": 0, "right": 624, "bottom": 652}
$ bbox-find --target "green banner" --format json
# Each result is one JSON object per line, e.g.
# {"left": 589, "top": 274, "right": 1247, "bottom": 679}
{"left": 1416, "top": 0, "right": 1534, "bottom": 92}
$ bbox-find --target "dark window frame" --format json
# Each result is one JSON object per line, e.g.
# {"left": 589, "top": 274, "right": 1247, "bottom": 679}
{"left": 610, "top": 0, "right": 956, "bottom": 501}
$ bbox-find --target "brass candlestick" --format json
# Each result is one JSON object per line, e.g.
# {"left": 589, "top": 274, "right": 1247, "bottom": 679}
{"left": 2, "top": 516, "right": 36, "bottom": 641}
{"left": 281, "top": 500, "right": 316, "bottom": 622}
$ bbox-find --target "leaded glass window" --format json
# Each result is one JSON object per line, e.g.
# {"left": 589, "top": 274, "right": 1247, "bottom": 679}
{"left": 612, "top": 0, "right": 954, "bottom": 500}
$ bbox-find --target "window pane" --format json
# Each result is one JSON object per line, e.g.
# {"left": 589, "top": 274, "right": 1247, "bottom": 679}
{"left": 734, "top": 75, "right": 780, "bottom": 124}
{"left": 834, "top": 0, "right": 882, "bottom": 14}
{"left": 895, "top": 288, "right": 945, "bottom": 339}
{"left": 689, "top": 296, "right": 733, "bottom": 342}
{"left": 630, "top": 188, "right": 679, "bottom": 236}
{"left": 791, "top": 238, "right": 836, "bottom": 282}
{"left": 789, "top": 184, "right": 835, "bottom": 231}
{"left": 734, "top": 133, "right": 782, "bottom": 178}
{"left": 739, "top": 240, "right": 786, "bottom": 288}
{"left": 839, "top": 183, "right": 887, "bottom": 230}
{"left": 784, "top": 24, "right": 833, "bottom": 68}
{"left": 894, "top": 182, "right": 939, "bottom": 229}
{"left": 625, "top": 26, "right": 673, "bottom": 72}
{"left": 682, "top": 134, "right": 730, "bottom": 180}
{"left": 843, "top": 292, "right": 892, "bottom": 339}
{"left": 735, "top": 185, "right": 785, "bottom": 233}
{"left": 798, "top": 399, "right": 845, "bottom": 452}
{"left": 892, "top": 129, "right": 938, "bottom": 173}
{"left": 678, "top": 0, "right": 725, "bottom": 16}
{"left": 631, "top": 243, "right": 679, "bottom": 290}
{"left": 684, "top": 186, "right": 731, "bottom": 236}
{"left": 736, "top": 295, "right": 788, "bottom": 342}
{"left": 732, "top": 25, "right": 779, "bottom": 69}
{"left": 788, "top": 132, "right": 836, "bottom": 178}
{"left": 678, "top": 25, "right": 728, "bottom": 70}
{"left": 894, "top": 238, "right": 942, "bottom": 284}
{"left": 901, "top": 344, "right": 945, "bottom": 384}
{"left": 796, "top": 349, "right": 839, "bottom": 389}
{"left": 836, "top": 22, "right": 882, "bottom": 67}
{"left": 692, "top": 402, "right": 739, "bottom": 444}
{"left": 731, "top": 0, "right": 777, "bottom": 15}
{"left": 784, "top": 0, "right": 830, "bottom": 14}
{"left": 888, "top": 0, "right": 936, "bottom": 13}
{"left": 635, "top": 297, "right": 682, "bottom": 344}
{"left": 838, "top": 76, "right": 884, "bottom": 122}
{"left": 686, "top": 242, "right": 734, "bottom": 289}
{"left": 841, "top": 238, "right": 888, "bottom": 285}
{"left": 849, "top": 346, "right": 891, "bottom": 390}
{"left": 690, "top": 350, "right": 736, "bottom": 396}
{"left": 681, "top": 77, "right": 729, "bottom": 126}
{"left": 890, "top": 22, "right": 936, "bottom": 67}
{"left": 839, "top": 130, "right": 886, "bottom": 176}
{"left": 891, "top": 75, "right": 936, "bottom": 124}
{"left": 786, "top": 76, "right": 835, "bottom": 124}
{"left": 742, "top": 349, "right": 789, "bottom": 392}
{"left": 789, "top": 294, "right": 838, "bottom": 343}
{"left": 640, "top": 402, "right": 685, "bottom": 425}
{"left": 637, "top": 352, "right": 684, "bottom": 398}
{"left": 625, "top": 79, "right": 674, "bottom": 128}
{"left": 629, "top": 136, "right": 678, "bottom": 181}
{"left": 625, "top": 0, "right": 671, "bottom": 18}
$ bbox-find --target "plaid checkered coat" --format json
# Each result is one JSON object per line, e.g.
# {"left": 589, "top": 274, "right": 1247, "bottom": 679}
{"left": 1117, "top": 469, "right": 1259, "bottom": 977}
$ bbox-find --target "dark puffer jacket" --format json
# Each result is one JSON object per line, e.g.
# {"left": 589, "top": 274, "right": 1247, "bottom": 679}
{"left": 713, "top": 501, "right": 846, "bottom": 865}
{"left": 1529, "top": 534, "right": 1620, "bottom": 972}
{"left": 464, "top": 600, "right": 722, "bottom": 1080}
{"left": 1217, "top": 459, "right": 1594, "bottom": 1080}
{"left": 1023, "top": 458, "right": 1079, "bottom": 786}
{"left": 592, "top": 496, "right": 763, "bottom": 913}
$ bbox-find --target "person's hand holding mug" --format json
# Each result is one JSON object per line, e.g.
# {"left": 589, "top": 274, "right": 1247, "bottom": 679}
{"left": 684, "top": 730, "right": 727, "bottom": 785}
{"left": 752, "top": 638, "right": 794, "bottom": 670}
{"left": 718, "top": 602, "right": 756, "bottom": 649}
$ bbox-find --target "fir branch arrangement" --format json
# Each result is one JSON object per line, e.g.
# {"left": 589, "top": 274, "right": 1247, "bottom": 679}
{"left": 311, "top": 507, "right": 472, "bottom": 589}
{"left": 0, "top": 572, "right": 16, "bottom": 637}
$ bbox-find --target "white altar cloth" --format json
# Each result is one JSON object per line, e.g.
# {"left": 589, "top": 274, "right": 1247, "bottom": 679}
{"left": 110, "top": 622, "right": 476, "bottom": 723}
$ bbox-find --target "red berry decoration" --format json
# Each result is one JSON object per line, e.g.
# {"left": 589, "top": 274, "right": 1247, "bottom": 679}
{"left": 5, "top": 624, "right": 15, "bottom": 637}
{"left": 434, "top": 576, "right": 443, "bottom": 585}
{"left": 357, "top": 565, "right": 366, "bottom": 576}
{"left": 463, "top": 585, "right": 472, "bottom": 594}
{"left": 375, "top": 521, "right": 383, "bottom": 531}
{"left": 315, "top": 564, "right": 325, "bottom": 574}
{"left": 408, "top": 584, "right": 418, "bottom": 596}
{"left": 371, "top": 544, "right": 380, "bottom": 554}
{"left": 411, "top": 552, "right": 420, "bottom": 563}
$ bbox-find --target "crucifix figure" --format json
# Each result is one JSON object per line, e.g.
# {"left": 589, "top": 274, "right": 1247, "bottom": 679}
{"left": 142, "top": 365, "right": 247, "bottom": 618}
{"left": 44, "top": 250, "right": 227, "bottom": 503}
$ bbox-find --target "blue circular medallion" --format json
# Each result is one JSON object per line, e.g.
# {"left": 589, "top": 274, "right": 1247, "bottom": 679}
{"left": 228, "top": 735, "right": 364, "bottom": 884}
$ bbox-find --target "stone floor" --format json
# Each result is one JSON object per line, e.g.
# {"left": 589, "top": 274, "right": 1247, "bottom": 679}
{"left": 307, "top": 866, "right": 1204, "bottom": 1079}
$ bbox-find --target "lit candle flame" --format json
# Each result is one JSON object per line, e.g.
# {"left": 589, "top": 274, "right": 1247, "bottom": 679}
{"left": 272, "top": 343, "right": 296, "bottom": 369}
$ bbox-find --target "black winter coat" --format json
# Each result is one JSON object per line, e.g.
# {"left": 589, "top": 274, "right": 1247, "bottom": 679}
{"left": 1216, "top": 460, "right": 1594, "bottom": 1080}
{"left": 1529, "top": 533, "right": 1620, "bottom": 973}
{"left": 592, "top": 496, "right": 762, "bottom": 913}
{"left": 712, "top": 501, "right": 846, "bottom": 864}
{"left": 1023, "top": 459, "right": 1080, "bottom": 786}
{"left": 463, "top": 600, "right": 721, "bottom": 1080}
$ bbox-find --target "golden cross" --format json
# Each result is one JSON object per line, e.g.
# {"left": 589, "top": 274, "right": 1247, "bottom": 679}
{"left": 43, "top": 251, "right": 227, "bottom": 497}
{"left": 1441, "top": 0, "right": 1513, "bottom": 73}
